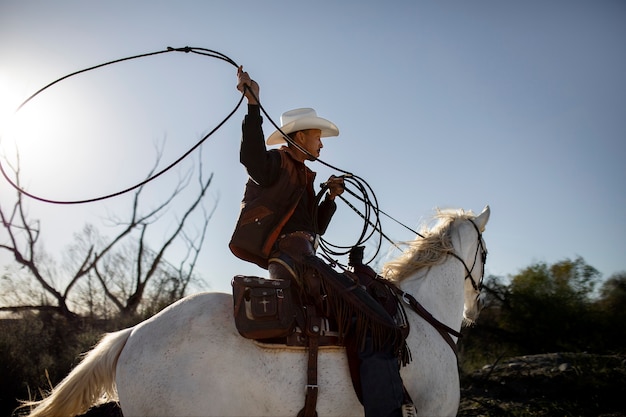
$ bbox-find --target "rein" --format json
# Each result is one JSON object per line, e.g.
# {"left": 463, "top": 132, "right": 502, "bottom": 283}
{"left": 449, "top": 219, "right": 488, "bottom": 292}
{"left": 390, "top": 283, "right": 460, "bottom": 355}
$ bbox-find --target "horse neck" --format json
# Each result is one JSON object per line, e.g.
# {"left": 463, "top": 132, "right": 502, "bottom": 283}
{"left": 399, "top": 258, "right": 465, "bottom": 331}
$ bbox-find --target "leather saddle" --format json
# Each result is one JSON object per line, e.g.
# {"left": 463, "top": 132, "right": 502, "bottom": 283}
{"left": 231, "top": 262, "right": 407, "bottom": 349}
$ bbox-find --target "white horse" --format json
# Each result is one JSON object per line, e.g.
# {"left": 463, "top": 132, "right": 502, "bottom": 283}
{"left": 24, "top": 206, "right": 490, "bottom": 417}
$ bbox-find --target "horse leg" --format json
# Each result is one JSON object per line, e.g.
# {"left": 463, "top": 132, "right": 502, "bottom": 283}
{"left": 24, "top": 328, "right": 133, "bottom": 417}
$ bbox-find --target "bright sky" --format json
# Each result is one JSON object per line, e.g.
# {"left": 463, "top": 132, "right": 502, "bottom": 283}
{"left": 1, "top": 1, "right": 624, "bottom": 294}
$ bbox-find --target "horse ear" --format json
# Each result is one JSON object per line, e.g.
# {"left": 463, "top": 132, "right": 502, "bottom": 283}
{"left": 475, "top": 205, "right": 490, "bottom": 232}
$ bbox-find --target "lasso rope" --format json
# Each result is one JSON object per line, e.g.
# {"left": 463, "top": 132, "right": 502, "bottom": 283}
{"left": 0, "top": 46, "right": 243, "bottom": 204}
{"left": 0, "top": 45, "right": 419, "bottom": 262}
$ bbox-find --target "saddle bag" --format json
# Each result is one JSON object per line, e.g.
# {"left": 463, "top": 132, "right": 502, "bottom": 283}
{"left": 232, "top": 275, "right": 296, "bottom": 340}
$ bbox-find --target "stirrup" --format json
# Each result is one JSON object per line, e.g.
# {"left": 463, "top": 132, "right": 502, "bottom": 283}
{"left": 401, "top": 403, "right": 417, "bottom": 417}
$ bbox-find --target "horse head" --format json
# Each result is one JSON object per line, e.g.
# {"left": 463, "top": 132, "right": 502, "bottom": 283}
{"left": 457, "top": 205, "right": 490, "bottom": 325}
{"left": 382, "top": 205, "right": 490, "bottom": 332}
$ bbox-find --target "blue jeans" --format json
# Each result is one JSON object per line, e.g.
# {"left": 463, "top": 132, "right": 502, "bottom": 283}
{"left": 359, "top": 334, "right": 404, "bottom": 417}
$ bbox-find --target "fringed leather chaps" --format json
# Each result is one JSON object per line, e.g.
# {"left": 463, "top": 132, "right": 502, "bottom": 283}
{"left": 269, "top": 233, "right": 406, "bottom": 358}
{"left": 301, "top": 255, "right": 405, "bottom": 357}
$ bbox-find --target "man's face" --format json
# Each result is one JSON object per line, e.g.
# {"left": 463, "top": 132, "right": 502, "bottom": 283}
{"left": 296, "top": 129, "right": 323, "bottom": 160}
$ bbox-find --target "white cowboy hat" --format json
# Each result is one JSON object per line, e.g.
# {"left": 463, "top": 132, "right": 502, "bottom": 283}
{"left": 266, "top": 108, "right": 339, "bottom": 145}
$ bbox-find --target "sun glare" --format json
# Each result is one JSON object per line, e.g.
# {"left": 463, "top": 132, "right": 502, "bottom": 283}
{"left": 1, "top": 73, "right": 69, "bottom": 189}
{"left": 0, "top": 71, "right": 125, "bottom": 198}
{"left": 0, "top": 74, "right": 24, "bottom": 140}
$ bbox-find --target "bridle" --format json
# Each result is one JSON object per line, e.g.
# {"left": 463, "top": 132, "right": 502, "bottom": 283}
{"left": 449, "top": 218, "right": 488, "bottom": 292}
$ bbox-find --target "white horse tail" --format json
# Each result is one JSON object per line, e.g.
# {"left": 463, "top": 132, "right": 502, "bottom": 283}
{"left": 24, "top": 327, "right": 133, "bottom": 417}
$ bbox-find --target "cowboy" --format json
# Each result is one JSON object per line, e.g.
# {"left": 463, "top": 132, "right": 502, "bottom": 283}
{"left": 230, "top": 66, "right": 407, "bottom": 417}
{"left": 229, "top": 67, "right": 344, "bottom": 280}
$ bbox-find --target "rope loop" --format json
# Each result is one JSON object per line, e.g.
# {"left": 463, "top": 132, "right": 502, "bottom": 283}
{"left": 1, "top": 46, "right": 242, "bottom": 204}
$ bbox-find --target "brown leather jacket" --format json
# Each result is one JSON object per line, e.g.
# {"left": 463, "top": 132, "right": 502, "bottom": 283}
{"left": 229, "top": 105, "right": 336, "bottom": 269}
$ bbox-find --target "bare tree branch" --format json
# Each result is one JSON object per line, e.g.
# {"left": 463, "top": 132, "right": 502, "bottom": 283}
{"left": 0, "top": 141, "right": 216, "bottom": 320}
{"left": 0, "top": 162, "right": 77, "bottom": 318}
{"left": 92, "top": 261, "right": 125, "bottom": 312}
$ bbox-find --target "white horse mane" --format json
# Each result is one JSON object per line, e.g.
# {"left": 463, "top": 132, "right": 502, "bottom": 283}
{"left": 382, "top": 208, "right": 475, "bottom": 282}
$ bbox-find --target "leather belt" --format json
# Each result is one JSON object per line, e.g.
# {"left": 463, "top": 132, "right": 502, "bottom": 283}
{"left": 279, "top": 231, "right": 319, "bottom": 250}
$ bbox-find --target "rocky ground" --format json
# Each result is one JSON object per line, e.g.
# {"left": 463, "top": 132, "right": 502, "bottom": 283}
{"left": 458, "top": 352, "right": 626, "bottom": 416}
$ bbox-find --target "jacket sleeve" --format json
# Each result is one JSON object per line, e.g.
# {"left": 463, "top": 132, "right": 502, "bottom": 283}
{"left": 316, "top": 195, "right": 337, "bottom": 235}
{"left": 240, "top": 104, "right": 281, "bottom": 186}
